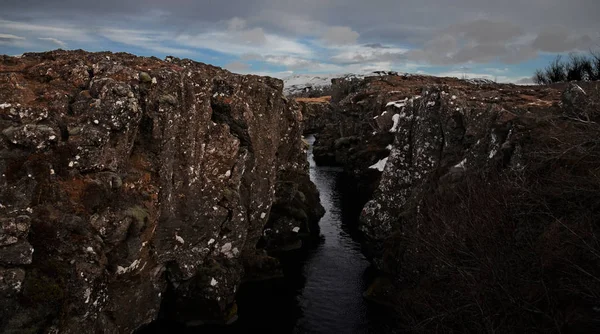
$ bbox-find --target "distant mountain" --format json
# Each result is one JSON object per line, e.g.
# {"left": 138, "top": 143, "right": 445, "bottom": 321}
{"left": 283, "top": 71, "right": 400, "bottom": 96}
{"left": 282, "top": 74, "right": 359, "bottom": 96}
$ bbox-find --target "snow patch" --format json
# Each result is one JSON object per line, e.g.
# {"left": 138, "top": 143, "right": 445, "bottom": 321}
{"left": 84, "top": 288, "right": 91, "bottom": 304}
{"left": 116, "top": 259, "right": 141, "bottom": 275}
{"left": 389, "top": 113, "right": 401, "bottom": 133}
{"left": 574, "top": 84, "right": 586, "bottom": 95}
{"left": 221, "top": 242, "right": 232, "bottom": 253}
{"left": 386, "top": 99, "right": 406, "bottom": 109}
{"left": 210, "top": 278, "right": 218, "bottom": 286}
{"left": 175, "top": 234, "right": 185, "bottom": 244}
{"left": 454, "top": 158, "right": 467, "bottom": 169}
{"left": 369, "top": 157, "right": 388, "bottom": 172}
{"left": 292, "top": 227, "right": 300, "bottom": 233}
{"left": 0, "top": 103, "right": 12, "bottom": 109}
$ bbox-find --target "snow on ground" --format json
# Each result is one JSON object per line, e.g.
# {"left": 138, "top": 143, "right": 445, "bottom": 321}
{"left": 390, "top": 113, "right": 402, "bottom": 133}
{"left": 283, "top": 71, "right": 404, "bottom": 96}
{"left": 283, "top": 73, "right": 363, "bottom": 95}
{"left": 369, "top": 157, "right": 389, "bottom": 172}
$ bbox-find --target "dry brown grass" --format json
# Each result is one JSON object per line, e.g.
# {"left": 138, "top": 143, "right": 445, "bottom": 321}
{"left": 294, "top": 96, "right": 331, "bottom": 103}
{"left": 383, "top": 95, "right": 600, "bottom": 333}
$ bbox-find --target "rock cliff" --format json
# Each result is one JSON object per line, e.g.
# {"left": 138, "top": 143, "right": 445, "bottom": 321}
{"left": 0, "top": 50, "right": 323, "bottom": 333}
{"left": 306, "top": 72, "right": 600, "bottom": 331}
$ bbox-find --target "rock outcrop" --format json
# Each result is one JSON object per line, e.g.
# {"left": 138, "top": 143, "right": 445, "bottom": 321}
{"left": 308, "top": 73, "right": 600, "bottom": 331}
{"left": 295, "top": 97, "right": 333, "bottom": 135}
{"left": 0, "top": 50, "right": 323, "bottom": 333}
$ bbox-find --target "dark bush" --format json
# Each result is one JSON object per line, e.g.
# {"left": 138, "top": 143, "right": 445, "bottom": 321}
{"left": 534, "top": 52, "right": 600, "bottom": 84}
{"left": 384, "top": 89, "right": 600, "bottom": 332}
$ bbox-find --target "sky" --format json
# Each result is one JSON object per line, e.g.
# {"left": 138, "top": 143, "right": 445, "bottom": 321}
{"left": 1, "top": 0, "right": 599, "bottom": 83}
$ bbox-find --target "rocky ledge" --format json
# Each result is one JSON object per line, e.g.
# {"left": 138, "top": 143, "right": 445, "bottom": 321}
{"left": 306, "top": 72, "right": 600, "bottom": 332}
{"left": 0, "top": 50, "right": 323, "bottom": 333}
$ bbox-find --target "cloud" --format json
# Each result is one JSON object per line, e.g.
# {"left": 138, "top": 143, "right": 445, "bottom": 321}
{"left": 38, "top": 37, "right": 67, "bottom": 48}
{"left": 227, "top": 17, "right": 247, "bottom": 31}
{"left": 99, "top": 28, "right": 196, "bottom": 55}
{"left": 264, "top": 55, "right": 313, "bottom": 69}
{"left": 531, "top": 26, "right": 595, "bottom": 52}
{"left": 450, "top": 20, "right": 523, "bottom": 44}
{"left": 404, "top": 19, "right": 545, "bottom": 65}
{"left": 0, "top": 19, "right": 92, "bottom": 43}
{"left": 237, "top": 27, "right": 267, "bottom": 45}
{"left": 322, "top": 26, "right": 359, "bottom": 45}
{"left": 0, "top": 33, "right": 27, "bottom": 47}
{"left": 1, "top": 0, "right": 599, "bottom": 81}
{"left": 330, "top": 44, "right": 407, "bottom": 64}
{"left": 0, "top": 33, "right": 25, "bottom": 42}
{"left": 174, "top": 30, "right": 312, "bottom": 56}
{"left": 225, "top": 61, "right": 250, "bottom": 72}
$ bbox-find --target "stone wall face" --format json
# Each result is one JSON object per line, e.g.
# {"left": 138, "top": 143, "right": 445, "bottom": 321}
{"left": 0, "top": 50, "right": 322, "bottom": 333}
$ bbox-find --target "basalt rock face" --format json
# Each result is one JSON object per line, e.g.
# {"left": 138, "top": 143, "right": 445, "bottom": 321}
{"left": 358, "top": 82, "right": 600, "bottom": 332}
{"left": 306, "top": 72, "right": 600, "bottom": 330}
{"left": 295, "top": 97, "right": 333, "bottom": 135}
{"left": 0, "top": 50, "right": 323, "bottom": 333}
{"left": 311, "top": 75, "right": 476, "bottom": 198}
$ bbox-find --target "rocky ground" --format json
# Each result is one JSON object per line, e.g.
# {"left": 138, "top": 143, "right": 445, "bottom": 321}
{"left": 0, "top": 50, "right": 323, "bottom": 333}
{"left": 300, "top": 73, "right": 600, "bottom": 332}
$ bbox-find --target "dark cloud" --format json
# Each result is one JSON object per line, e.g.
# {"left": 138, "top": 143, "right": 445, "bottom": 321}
{"left": 322, "top": 26, "right": 359, "bottom": 45}
{"left": 364, "top": 43, "right": 390, "bottom": 49}
{"left": 1, "top": 0, "right": 599, "bottom": 81}
{"left": 532, "top": 26, "right": 595, "bottom": 52}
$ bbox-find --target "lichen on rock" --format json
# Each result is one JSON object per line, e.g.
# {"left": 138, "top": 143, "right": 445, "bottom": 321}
{"left": 0, "top": 50, "right": 323, "bottom": 332}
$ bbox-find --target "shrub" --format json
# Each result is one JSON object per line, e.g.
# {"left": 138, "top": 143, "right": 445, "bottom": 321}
{"left": 534, "top": 52, "right": 600, "bottom": 84}
{"left": 384, "top": 93, "right": 600, "bottom": 332}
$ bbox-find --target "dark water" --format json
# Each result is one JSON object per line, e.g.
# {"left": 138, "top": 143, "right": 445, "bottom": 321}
{"left": 292, "top": 134, "right": 372, "bottom": 333}
{"left": 143, "top": 135, "right": 395, "bottom": 333}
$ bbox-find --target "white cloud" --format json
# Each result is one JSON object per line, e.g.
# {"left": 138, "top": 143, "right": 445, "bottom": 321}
{"left": 227, "top": 17, "right": 247, "bottom": 31}
{"left": 330, "top": 44, "right": 408, "bottom": 64}
{"left": 264, "top": 55, "right": 313, "bottom": 68}
{"left": 175, "top": 30, "right": 313, "bottom": 56}
{"left": 99, "top": 28, "right": 195, "bottom": 55}
{"left": 0, "top": 33, "right": 25, "bottom": 41}
{"left": 38, "top": 37, "right": 67, "bottom": 48}
{"left": 0, "top": 33, "right": 27, "bottom": 47}
{"left": 0, "top": 19, "right": 92, "bottom": 43}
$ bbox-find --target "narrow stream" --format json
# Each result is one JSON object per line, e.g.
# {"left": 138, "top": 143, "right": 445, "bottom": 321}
{"left": 145, "top": 135, "right": 395, "bottom": 333}
{"left": 292, "top": 134, "right": 372, "bottom": 332}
